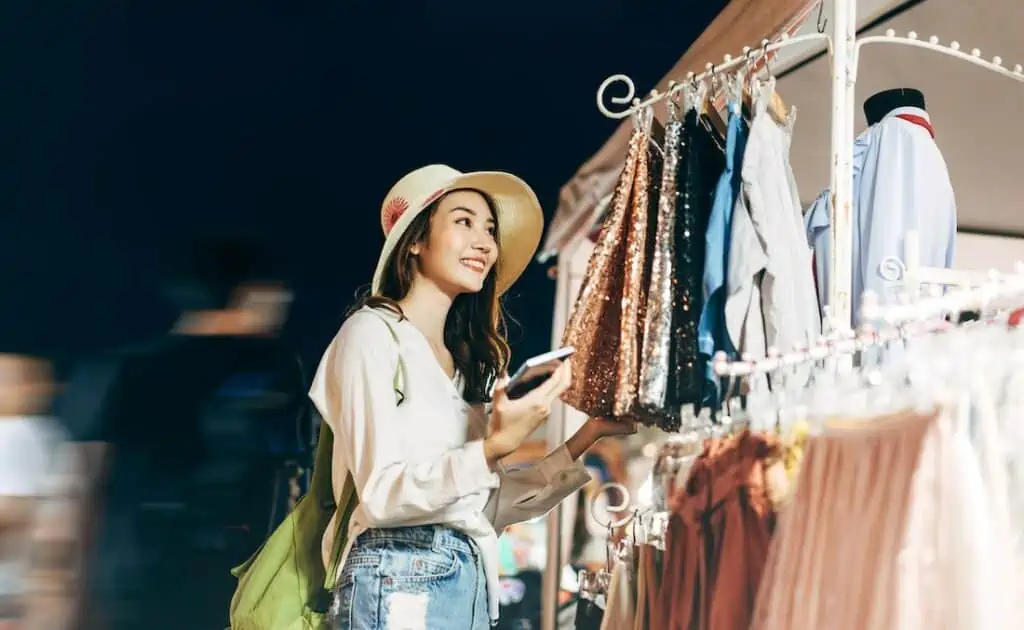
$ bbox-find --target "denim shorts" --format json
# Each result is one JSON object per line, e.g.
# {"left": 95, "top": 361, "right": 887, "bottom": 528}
{"left": 330, "top": 525, "right": 491, "bottom": 630}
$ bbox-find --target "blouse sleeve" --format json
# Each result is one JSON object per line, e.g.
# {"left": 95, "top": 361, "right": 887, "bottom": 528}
{"left": 484, "top": 444, "right": 592, "bottom": 533}
{"left": 309, "top": 312, "right": 499, "bottom": 528}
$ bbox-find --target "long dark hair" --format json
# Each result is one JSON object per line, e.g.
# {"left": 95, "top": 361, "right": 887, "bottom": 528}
{"left": 349, "top": 190, "right": 511, "bottom": 403}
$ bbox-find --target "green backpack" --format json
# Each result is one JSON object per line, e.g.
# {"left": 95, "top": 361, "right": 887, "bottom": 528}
{"left": 229, "top": 317, "right": 404, "bottom": 630}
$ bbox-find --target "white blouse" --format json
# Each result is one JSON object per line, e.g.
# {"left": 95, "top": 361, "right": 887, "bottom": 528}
{"left": 309, "top": 307, "right": 592, "bottom": 621}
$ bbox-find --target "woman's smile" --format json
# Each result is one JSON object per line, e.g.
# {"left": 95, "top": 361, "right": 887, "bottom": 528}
{"left": 460, "top": 256, "right": 488, "bottom": 274}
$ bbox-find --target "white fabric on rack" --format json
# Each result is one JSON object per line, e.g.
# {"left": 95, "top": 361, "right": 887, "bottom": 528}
{"left": 969, "top": 370, "right": 1021, "bottom": 622}
{"left": 944, "top": 408, "right": 999, "bottom": 629}
{"left": 899, "top": 406, "right": 1000, "bottom": 630}
{"left": 600, "top": 560, "right": 634, "bottom": 630}
{"left": 1003, "top": 364, "right": 1024, "bottom": 608}
{"left": 804, "top": 107, "right": 957, "bottom": 325}
{"left": 726, "top": 85, "right": 820, "bottom": 362}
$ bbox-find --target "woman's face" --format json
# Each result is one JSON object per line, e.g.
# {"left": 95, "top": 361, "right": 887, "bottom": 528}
{"left": 413, "top": 190, "right": 498, "bottom": 295}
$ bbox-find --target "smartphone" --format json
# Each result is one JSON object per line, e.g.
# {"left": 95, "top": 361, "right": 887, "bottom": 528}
{"left": 505, "top": 346, "right": 576, "bottom": 399}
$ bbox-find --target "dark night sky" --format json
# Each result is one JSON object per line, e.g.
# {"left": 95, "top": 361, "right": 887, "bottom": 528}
{"left": 0, "top": 1, "right": 726, "bottom": 375}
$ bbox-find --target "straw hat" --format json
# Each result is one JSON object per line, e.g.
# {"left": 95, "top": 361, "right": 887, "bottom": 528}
{"left": 371, "top": 164, "right": 544, "bottom": 296}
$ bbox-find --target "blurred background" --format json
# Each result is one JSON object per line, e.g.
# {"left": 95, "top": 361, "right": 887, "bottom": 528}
{"left": 0, "top": 0, "right": 725, "bottom": 374}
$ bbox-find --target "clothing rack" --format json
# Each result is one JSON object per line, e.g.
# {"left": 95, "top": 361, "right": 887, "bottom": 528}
{"left": 577, "top": 482, "right": 670, "bottom": 601}
{"left": 711, "top": 334, "right": 865, "bottom": 379}
{"left": 854, "top": 30, "right": 1024, "bottom": 84}
{"left": 711, "top": 265, "right": 1024, "bottom": 380}
{"left": 586, "top": 481, "right": 668, "bottom": 548}
{"left": 595, "top": 3, "right": 1024, "bottom": 337}
{"left": 563, "top": 1, "right": 1024, "bottom": 626}
{"left": 902, "top": 230, "right": 991, "bottom": 293}
{"left": 863, "top": 264, "right": 1024, "bottom": 325}
{"left": 595, "top": 32, "right": 832, "bottom": 120}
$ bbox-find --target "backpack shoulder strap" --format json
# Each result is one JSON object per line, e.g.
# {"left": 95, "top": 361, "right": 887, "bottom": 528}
{"left": 370, "top": 310, "right": 405, "bottom": 405}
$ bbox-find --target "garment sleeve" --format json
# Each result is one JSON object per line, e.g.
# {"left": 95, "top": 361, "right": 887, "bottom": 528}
{"left": 484, "top": 444, "right": 592, "bottom": 533}
{"left": 308, "top": 313, "right": 499, "bottom": 528}
{"left": 725, "top": 186, "right": 768, "bottom": 357}
{"left": 804, "top": 191, "right": 832, "bottom": 317}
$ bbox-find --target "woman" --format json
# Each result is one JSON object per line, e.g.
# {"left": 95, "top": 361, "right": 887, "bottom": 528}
{"left": 310, "top": 165, "right": 635, "bottom": 629}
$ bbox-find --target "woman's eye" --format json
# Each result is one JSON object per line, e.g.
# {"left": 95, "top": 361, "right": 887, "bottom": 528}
{"left": 456, "top": 217, "right": 472, "bottom": 227}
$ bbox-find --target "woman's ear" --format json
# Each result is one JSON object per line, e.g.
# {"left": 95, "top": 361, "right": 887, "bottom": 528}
{"left": 409, "top": 244, "right": 421, "bottom": 256}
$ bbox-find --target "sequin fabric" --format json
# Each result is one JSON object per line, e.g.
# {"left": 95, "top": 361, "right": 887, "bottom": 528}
{"left": 560, "top": 125, "right": 645, "bottom": 418}
{"left": 638, "top": 111, "right": 683, "bottom": 419}
{"left": 614, "top": 117, "right": 656, "bottom": 418}
{"left": 671, "top": 111, "right": 725, "bottom": 414}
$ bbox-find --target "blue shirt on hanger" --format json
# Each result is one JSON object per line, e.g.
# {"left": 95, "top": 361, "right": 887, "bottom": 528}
{"left": 698, "top": 102, "right": 746, "bottom": 405}
{"left": 804, "top": 106, "right": 957, "bottom": 326}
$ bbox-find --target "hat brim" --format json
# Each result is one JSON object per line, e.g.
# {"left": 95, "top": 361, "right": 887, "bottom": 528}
{"left": 371, "top": 171, "right": 543, "bottom": 296}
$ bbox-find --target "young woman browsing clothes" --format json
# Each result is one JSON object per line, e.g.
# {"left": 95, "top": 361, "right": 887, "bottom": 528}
{"left": 309, "top": 165, "right": 635, "bottom": 629}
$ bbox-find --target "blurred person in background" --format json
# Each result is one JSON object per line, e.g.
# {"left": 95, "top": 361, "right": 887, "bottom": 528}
{"left": 0, "top": 353, "right": 63, "bottom": 629}
{"left": 59, "top": 235, "right": 309, "bottom": 630}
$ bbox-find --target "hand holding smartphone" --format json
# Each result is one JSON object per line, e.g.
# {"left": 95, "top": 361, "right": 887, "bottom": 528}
{"left": 485, "top": 348, "right": 576, "bottom": 464}
{"left": 504, "top": 346, "right": 576, "bottom": 399}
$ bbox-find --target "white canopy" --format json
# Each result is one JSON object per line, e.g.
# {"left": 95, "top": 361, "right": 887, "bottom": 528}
{"left": 777, "top": 0, "right": 1024, "bottom": 236}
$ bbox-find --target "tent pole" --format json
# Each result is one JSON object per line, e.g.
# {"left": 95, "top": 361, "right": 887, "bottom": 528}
{"left": 823, "top": 0, "right": 856, "bottom": 336}
{"left": 828, "top": 0, "right": 857, "bottom": 336}
{"left": 541, "top": 251, "right": 574, "bottom": 630}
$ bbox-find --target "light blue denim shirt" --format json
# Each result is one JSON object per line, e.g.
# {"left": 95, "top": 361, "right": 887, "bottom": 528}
{"left": 804, "top": 106, "right": 957, "bottom": 326}
{"left": 698, "top": 102, "right": 745, "bottom": 404}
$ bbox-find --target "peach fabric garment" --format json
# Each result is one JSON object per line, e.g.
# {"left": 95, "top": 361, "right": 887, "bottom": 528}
{"left": 639, "top": 544, "right": 663, "bottom": 630}
{"left": 659, "top": 431, "right": 779, "bottom": 630}
{"left": 752, "top": 411, "right": 934, "bottom": 630}
{"left": 631, "top": 546, "right": 648, "bottom": 630}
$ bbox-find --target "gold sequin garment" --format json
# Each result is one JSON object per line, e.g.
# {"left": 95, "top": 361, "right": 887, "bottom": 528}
{"left": 614, "top": 122, "right": 654, "bottom": 417}
{"left": 638, "top": 115, "right": 683, "bottom": 417}
{"left": 560, "top": 126, "right": 644, "bottom": 418}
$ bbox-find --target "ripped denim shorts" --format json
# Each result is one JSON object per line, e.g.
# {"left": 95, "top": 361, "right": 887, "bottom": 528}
{"left": 330, "top": 525, "right": 491, "bottom": 630}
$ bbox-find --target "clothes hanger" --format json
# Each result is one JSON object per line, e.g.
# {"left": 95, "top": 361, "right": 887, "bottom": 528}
{"left": 636, "top": 508, "right": 668, "bottom": 551}
{"left": 715, "top": 364, "right": 750, "bottom": 433}
{"left": 631, "top": 104, "right": 664, "bottom": 160}
{"left": 742, "top": 42, "right": 790, "bottom": 126}
{"left": 646, "top": 107, "right": 667, "bottom": 159}
{"left": 579, "top": 482, "right": 634, "bottom": 600}
{"left": 653, "top": 434, "right": 701, "bottom": 507}
{"left": 665, "top": 81, "right": 684, "bottom": 123}
{"left": 700, "top": 68, "right": 729, "bottom": 140}
{"left": 742, "top": 358, "right": 776, "bottom": 433}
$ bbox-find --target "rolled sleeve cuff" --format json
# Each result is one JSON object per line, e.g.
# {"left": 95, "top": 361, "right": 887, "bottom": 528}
{"left": 536, "top": 444, "right": 589, "bottom": 485}
{"left": 455, "top": 439, "right": 501, "bottom": 496}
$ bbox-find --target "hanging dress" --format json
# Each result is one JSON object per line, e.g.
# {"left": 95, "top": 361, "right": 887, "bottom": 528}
{"left": 670, "top": 106, "right": 725, "bottom": 414}
{"left": 561, "top": 112, "right": 651, "bottom": 418}
{"left": 637, "top": 96, "right": 684, "bottom": 425}
{"left": 615, "top": 110, "right": 663, "bottom": 420}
